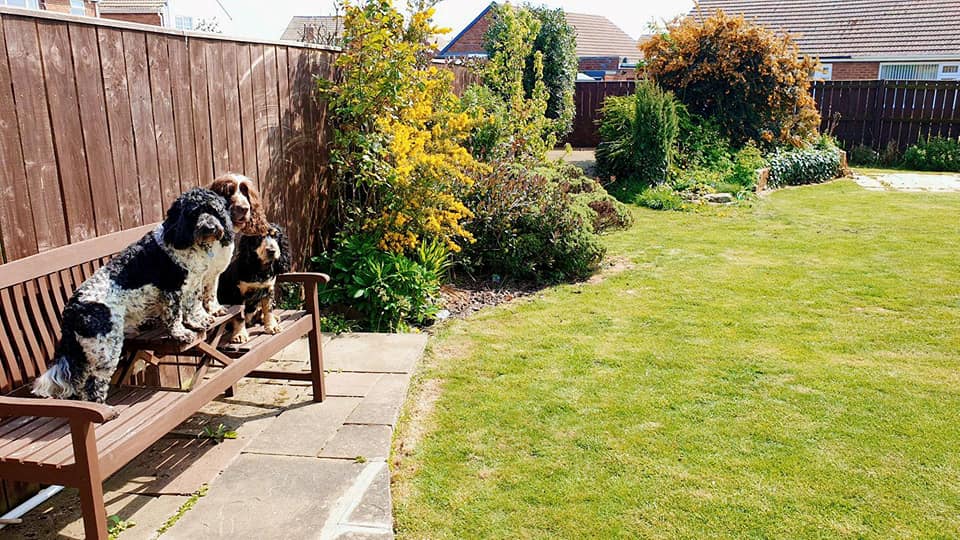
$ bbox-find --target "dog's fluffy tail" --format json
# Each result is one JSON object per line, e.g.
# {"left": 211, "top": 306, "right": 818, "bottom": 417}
{"left": 32, "top": 362, "right": 75, "bottom": 399}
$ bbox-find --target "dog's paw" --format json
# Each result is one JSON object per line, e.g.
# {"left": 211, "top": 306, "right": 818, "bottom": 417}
{"left": 206, "top": 302, "right": 228, "bottom": 317}
{"left": 231, "top": 327, "right": 250, "bottom": 344}
{"left": 264, "top": 320, "right": 282, "bottom": 334}
{"left": 170, "top": 327, "right": 199, "bottom": 343}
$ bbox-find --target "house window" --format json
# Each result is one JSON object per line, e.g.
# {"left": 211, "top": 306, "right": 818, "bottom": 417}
{"left": 814, "top": 64, "right": 833, "bottom": 81}
{"left": 175, "top": 16, "right": 193, "bottom": 31}
{"left": 69, "top": 0, "right": 84, "bottom": 15}
{"left": 879, "top": 64, "right": 940, "bottom": 80}
{"left": 0, "top": 0, "right": 40, "bottom": 8}
{"left": 940, "top": 64, "right": 960, "bottom": 81}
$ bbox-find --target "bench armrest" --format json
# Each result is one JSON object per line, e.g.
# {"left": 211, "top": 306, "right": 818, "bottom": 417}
{"left": 0, "top": 396, "right": 118, "bottom": 423}
{"left": 277, "top": 272, "right": 330, "bottom": 285}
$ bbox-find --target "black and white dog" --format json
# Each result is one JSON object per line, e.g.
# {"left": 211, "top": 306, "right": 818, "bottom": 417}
{"left": 218, "top": 224, "right": 291, "bottom": 343}
{"left": 32, "top": 188, "right": 235, "bottom": 403}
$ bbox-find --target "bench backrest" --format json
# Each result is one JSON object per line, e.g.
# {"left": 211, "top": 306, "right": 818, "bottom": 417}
{"left": 0, "top": 224, "right": 156, "bottom": 394}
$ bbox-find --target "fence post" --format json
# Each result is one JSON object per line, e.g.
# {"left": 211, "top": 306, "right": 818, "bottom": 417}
{"left": 870, "top": 80, "right": 884, "bottom": 149}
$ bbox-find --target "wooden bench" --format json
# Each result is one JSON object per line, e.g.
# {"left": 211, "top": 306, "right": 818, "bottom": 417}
{"left": 0, "top": 224, "right": 329, "bottom": 539}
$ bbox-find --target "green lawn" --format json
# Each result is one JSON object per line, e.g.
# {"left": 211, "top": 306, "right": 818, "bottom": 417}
{"left": 392, "top": 180, "right": 960, "bottom": 539}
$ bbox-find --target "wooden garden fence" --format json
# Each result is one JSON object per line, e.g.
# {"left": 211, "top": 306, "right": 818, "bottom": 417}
{"left": 566, "top": 80, "right": 960, "bottom": 150}
{"left": 0, "top": 6, "right": 340, "bottom": 513}
{"left": 0, "top": 6, "right": 337, "bottom": 269}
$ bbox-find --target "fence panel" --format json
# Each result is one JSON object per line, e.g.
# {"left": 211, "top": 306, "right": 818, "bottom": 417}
{"left": 567, "top": 79, "right": 960, "bottom": 150}
{"left": 567, "top": 81, "right": 636, "bottom": 147}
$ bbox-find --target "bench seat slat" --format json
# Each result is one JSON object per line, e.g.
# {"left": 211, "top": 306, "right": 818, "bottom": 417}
{"left": 218, "top": 309, "right": 307, "bottom": 353}
{"left": 10, "top": 388, "right": 149, "bottom": 465}
{"left": 0, "top": 387, "right": 184, "bottom": 468}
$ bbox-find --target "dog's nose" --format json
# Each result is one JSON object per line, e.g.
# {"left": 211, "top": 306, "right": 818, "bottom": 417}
{"left": 231, "top": 206, "right": 249, "bottom": 222}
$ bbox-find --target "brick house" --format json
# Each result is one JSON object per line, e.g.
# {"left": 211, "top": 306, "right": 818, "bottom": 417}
{"left": 0, "top": 0, "right": 96, "bottom": 17}
{"left": 437, "top": 2, "right": 640, "bottom": 81}
{"left": 97, "top": 0, "right": 232, "bottom": 32}
{"left": 691, "top": 0, "right": 960, "bottom": 81}
{"left": 280, "top": 15, "right": 343, "bottom": 46}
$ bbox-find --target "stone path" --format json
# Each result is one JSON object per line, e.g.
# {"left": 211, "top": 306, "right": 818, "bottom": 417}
{"left": 854, "top": 170, "right": 960, "bottom": 192}
{"left": 9, "top": 333, "right": 427, "bottom": 540}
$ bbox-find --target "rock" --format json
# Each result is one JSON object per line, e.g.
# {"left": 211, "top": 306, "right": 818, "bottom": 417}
{"left": 703, "top": 192, "right": 736, "bottom": 204}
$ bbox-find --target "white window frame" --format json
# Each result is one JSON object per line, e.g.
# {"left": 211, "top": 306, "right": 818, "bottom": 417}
{"left": 175, "top": 15, "right": 193, "bottom": 31}
{"left": 69, "top": 0, "right": 84, "bottom": 15}
{"left": 878, "top": 62, "right": 960, "bottom": 81}
{"left": 0, "top": 0, "right": 40, "bottom": 9}
{"left": 814, "top": 63, "right": 833, "bottom": 81}
{"left": 939, "top": 63, "right": 960, "bottom": 81}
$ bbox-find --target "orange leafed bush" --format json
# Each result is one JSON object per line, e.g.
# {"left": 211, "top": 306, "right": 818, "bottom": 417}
{"left": 641, "top": 9, "right": 821, "bottom": 147}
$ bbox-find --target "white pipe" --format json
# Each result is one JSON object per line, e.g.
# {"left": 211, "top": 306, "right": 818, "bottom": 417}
{"left": 0, "top": 485, "right": 65, "bottom": 530}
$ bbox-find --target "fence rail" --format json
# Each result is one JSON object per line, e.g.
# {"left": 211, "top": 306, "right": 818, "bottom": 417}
{"left": 565, "top": 80, "right": 960, "bottom": 150}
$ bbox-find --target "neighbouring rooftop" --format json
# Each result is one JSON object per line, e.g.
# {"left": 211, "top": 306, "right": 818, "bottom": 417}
{"left": 690, "top": 0, "right": 960, "bottom": 59}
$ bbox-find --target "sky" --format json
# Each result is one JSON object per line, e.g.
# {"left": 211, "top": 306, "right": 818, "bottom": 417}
{"left": 221, "top": 0, "right": 696, "bottom": 42}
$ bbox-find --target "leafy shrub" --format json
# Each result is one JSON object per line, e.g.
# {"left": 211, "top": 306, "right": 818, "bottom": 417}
{"left": 903, "top": 137, "right": 960, "bottom": 172}
{"left": 457, "top": 161, "right": 606, "bottom": 283}
{"left": 594, "top": 95, "right": 636, "bottom": 181}
{"left": 484, "top": 4, "right": 577, "bottom": 139}
{"left": 544, "top": 162, "right": 633, "bottom": 232}
{"left": 459, "top": 84, "right": 509, "bottom": 162}
{"left": 526, "top": 6, "right": 577, "bottom": 138}
{"left": 596, "top": 81, "right": 679, "bottom": 186}
{"left": 642, "top": 9, "right": 820, "bottom": 146}
{"left": 316, "top": 234, "right": 445, "bottom": 332}
{"left": 848, "top": 144, "right": 880, "bottom": 167}
{"left": 479, "top": 3, "right": 556, "bottom": 162}
{"left": 636, "top": 185, "right": 685, "bottom": 211}
{"left": 633, "top": 80, "right": 680, "bottom": 185}
{"left": 767, "top": 148, "right": 841, "bottom": 188}
{"left": 726, "top": 143, "right": 766, "bottom": 188}
{"left": 675, "top": 108, "right": 733, "bottom": 172}
{"left": 879, "top": 141, "right": 903, "bottom": 168}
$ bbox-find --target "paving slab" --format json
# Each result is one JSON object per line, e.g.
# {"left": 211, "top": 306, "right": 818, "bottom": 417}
{"left": 107, "top": 380, "right": 303, "bottom": 495}
{"left": 244, "top": 396, "right": 362, "bottom": 457}
{"left": 326, "top": 372, "right": 385, "bottom": 397}
{"left": 345, "top": 463, "right": 393, "bottom": 527}
{"left": 162, "top": 454, "right": 364, "bottom": 540}
{"left": 3, "top": 488, "right": 188, "bottom": 540}
{"left": 323, "top": 333, "right": 427, "bottom": 374}
{"left": 318, "top": 424, "right": 393, "bottom": 461}
{"left": 346, "top": 374, "right": 411, "bottom": 426}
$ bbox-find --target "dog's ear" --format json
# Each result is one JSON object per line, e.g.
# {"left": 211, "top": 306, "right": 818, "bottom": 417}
{"left": 244, "top": 180, "right": 271, "bottom": 236}
{"left": 273, "top": 226, "right": 292, "bottom": 275}
{"left": 213, "top": 196, "right": 234, "bottom": 245}
{"left": 162, "top": 195, "right": 196, "bottom": 250}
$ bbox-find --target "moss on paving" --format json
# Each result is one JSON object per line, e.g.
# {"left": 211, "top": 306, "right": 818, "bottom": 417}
{"left": 393, "top": 181, "right": 960, "bottom": 538}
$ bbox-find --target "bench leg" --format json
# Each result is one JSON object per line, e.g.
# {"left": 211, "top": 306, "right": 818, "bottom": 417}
{"left": 70, "top": 420, "right": 108, "bottom": 540}
{"left": 305, "top": 286, "right": 325, "bottom": 402}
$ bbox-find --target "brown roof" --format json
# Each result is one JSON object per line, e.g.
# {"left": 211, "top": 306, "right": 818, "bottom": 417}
{"left": 439, "top": 4, "right": 640, "bottom": 62}
{"left": 564, "top": 12, "right": 640, "bottom": 62}
{"left": 97, "top": 0, "right": 166, "bottom": 14}
{"left": 691, "top": 0, "right": 960, "bottom": 60}
{"left": 280, "top": 16, "right": 343, "bottom": 42}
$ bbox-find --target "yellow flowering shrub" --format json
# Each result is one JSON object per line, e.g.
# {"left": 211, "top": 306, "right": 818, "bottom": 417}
{"left": 319, "top": 0, "right": 485, "bottom": 254}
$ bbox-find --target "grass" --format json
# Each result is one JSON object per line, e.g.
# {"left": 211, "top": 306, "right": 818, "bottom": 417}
{"left": 155, "top": 485, "right": 208, "bottom": 537}
{"left": 393, "top": 180, "right": 960, "bottom": 538}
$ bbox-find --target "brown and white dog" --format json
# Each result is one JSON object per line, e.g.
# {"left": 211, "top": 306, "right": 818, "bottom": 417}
{"left": 206, "top": 173, "right": 270, "bottom": 316}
